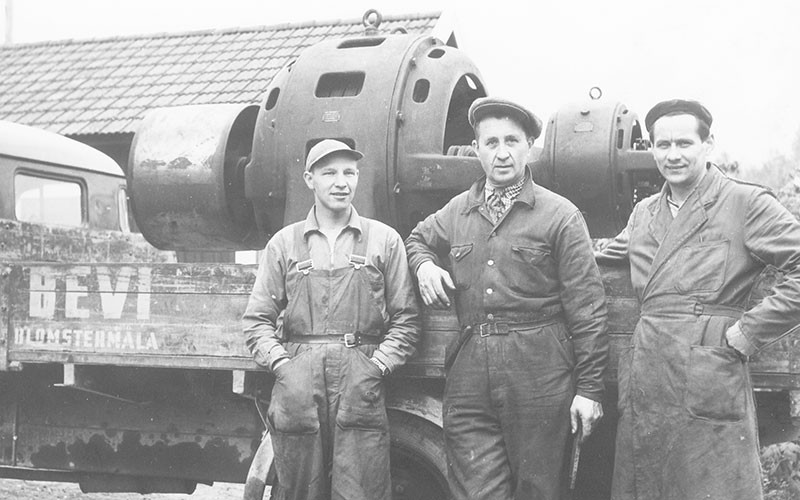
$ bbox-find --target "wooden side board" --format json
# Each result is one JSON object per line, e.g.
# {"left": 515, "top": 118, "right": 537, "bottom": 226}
{"left": 0, "top": 259, "right": 798, "bottom": 386}
{"left": 1, "top": 263, "right": 257, "bottom": 370}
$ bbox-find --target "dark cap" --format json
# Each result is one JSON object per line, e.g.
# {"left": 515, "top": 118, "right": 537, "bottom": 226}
{"left": 305, "top": 139, "right": 363, "bottom": 171}
{"left": 468, "top": 97, "right": 543, "bottom": 139}
{"left": 644, "top": 99, "right": 713, "bottom": 132}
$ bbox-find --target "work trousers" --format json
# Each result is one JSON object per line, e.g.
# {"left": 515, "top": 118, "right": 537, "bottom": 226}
{"left": 444, "top": 321, "right": 574, "bottom": 500}
{"left": 267, "top": 342, "right": 390, "bottom": 500}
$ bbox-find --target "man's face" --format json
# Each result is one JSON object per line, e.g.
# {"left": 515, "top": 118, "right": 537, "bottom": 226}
{"left": 651, "top": 114, "right": 714, "bottom": 193}
{"left": 472, "top": 116, "right": 533, "bottom": 188}
{"left": 303, "top": 153, "right": 359, "bottom": 215}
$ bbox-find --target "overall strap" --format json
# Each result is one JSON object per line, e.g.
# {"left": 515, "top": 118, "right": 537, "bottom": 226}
{"left": 348, "top": 220, "right": 370, "bottom": 269}
{"left": 292, "top": 223, "right": 313, "bottom": 275}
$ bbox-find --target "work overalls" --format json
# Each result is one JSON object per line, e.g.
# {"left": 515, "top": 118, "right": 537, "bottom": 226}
{"left": 267, "top": 224, "right": 391, "bottom": 500}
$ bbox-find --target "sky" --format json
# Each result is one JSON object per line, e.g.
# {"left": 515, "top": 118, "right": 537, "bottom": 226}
{"left": 3, "top": 0, "right": 800, "bottom": 168}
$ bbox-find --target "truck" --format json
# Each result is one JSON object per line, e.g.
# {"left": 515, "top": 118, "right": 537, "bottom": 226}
{"left": 1, "top": 11, "right": 797, "bottom": 499}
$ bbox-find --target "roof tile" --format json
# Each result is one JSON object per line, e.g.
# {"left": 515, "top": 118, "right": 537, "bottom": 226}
{"left": 0, "top": 11, "right": 440, "bottom": 135}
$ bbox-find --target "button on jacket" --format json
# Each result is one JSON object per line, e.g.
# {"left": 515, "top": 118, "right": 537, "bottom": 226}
{"left": 406, "top": 168, "right": 609, "bottom": 401}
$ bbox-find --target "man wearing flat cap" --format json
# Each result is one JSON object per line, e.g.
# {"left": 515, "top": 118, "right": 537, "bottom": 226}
{"left": 597, "top": 99, "right": 800, "bottom": 500}
{"left": 406, "top": 97, "right": 609, "bottom": 500}
{"left": 243, "top": 139, "right": 420, "bottom": 500}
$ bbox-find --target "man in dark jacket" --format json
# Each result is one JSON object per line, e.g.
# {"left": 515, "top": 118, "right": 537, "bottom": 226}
{"left": 597, "top": 99, "right": 800, "bottom": 500}
{"left": 243, "top": 140, "right": 420, "bottom": 500}
{"left": 405, "top": 97, "right": 609, "bottom": 500}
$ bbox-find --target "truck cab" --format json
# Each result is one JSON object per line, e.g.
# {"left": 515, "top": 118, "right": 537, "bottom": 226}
{"left": 0, "top": 120, "right": 131, "bottom": 233}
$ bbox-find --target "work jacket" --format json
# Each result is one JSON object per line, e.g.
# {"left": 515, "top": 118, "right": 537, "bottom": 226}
{"left": 597, "top": 165, "right": 800, "bottom": 500}
{"left": 406, "top": 168, "right": 609, "bottom": 402}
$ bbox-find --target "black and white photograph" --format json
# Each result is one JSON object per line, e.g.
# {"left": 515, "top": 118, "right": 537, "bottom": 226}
{"left": 1, "top": 1, "right": 800, "bottom": 499}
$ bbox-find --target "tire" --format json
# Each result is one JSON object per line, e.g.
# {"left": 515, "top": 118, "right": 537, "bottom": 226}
{"left": 388, "top": 410, "right": 449, "bottom": 500}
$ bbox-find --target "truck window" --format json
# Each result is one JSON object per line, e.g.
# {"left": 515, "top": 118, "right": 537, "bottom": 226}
{"left": 15, "top": 173, "right": 83, "bottom": 227}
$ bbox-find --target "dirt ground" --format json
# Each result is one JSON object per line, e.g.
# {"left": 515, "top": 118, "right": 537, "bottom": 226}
{"left": 0, "top": 479, "right": 252, "bottom": 499}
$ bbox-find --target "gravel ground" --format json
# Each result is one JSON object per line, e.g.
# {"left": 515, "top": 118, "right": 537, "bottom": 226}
{"left": 0, "top": 479, "right": 252, "bottom": 499}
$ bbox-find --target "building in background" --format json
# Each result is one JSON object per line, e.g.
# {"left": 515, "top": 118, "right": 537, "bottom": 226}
{"left": 0, "top": 11, "right": 448, "bottom": 169}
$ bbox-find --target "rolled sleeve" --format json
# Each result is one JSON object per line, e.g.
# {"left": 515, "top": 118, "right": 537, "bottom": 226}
{"left": 556, "top": 211, "right": 610, "bottom": 402}
{"left": 242, "top": 237, "right": 289, "bottom": 372}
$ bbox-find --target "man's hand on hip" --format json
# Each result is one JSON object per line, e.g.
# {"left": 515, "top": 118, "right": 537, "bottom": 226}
{"left": 416, "top": 261, "right": 456, "bottom": 309}
{"left": 570, "top": 394, "right": 603, "bottom": 442}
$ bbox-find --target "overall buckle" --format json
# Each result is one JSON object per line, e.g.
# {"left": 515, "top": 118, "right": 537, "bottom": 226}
{"left": 343, "top": 333, "right": 359, "bottom": 348}
{"left": 477, "top": 322, "right": 510, "bottom": 337}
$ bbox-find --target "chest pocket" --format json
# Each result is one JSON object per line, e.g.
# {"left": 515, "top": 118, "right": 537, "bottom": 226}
{"left": 511, "top": 246, "right": 550, "bottom": 265}
{"left": 449, "top": 243, "right": 474, "bottom": 290}
{"left": 509, "top": 246, "right": 558, "bottom": 294}
{"left": 674, "top": 239, "right": 729, "bottom": 294}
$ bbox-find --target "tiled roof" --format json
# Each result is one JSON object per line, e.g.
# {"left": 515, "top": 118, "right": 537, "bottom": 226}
{"left": 0, "top": 12, "right": 440, "bottom": 136}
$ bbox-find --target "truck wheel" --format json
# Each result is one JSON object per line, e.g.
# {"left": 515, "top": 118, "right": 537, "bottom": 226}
{"left": 389, "top": 410, "right": 449, "bottom": 500}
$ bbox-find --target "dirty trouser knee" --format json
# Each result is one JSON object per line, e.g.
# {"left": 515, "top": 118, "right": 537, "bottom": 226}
{"left": 268, "top": 349, "right": 326, "bottom": 500}
{"left": 268, "top": 345, "right": 390, "bottom": 500}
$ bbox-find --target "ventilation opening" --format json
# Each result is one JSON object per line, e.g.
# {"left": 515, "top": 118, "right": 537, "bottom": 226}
{"left": 338, "top": 38, "right": 385, "bottom": 49}
{"left": 442, "top": 73, "right": 486, "bottom": 153}
{"left": 413, "top": 79, "right": 430, "bottom": 103}
{"left": 265, "top": 87, "right": 280, "bottom": 110}
{"left": 316, "top": 72, "right": 365, "bottom": 98}
{"left": 631, "top": 120, "right": 650, "bottom": 150}
{"left": 428, "top": 48, "right": 445, "bottom": 59}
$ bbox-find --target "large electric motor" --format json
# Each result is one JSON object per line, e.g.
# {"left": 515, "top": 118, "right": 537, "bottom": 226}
{"left": 532, "top": 95, "right": 662, "bottom": 237}
{"left": 129, "top": 17, "right": 486, "bottom": 250}
{"left": 128, "top": 17, "right": 660, "bottom": 251}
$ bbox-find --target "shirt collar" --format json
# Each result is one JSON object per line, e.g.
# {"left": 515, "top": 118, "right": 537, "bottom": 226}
{"left": 484, "top": 174, "right": 527, "bottom": 201}
{"left": 466, "top": 166, "right": 536, "bottom": 212}
{"left": 657, "top": 162, "right": 721, "bottom": 211}
{"left": 302, "top": 205, "right": 363, "bottom": 239}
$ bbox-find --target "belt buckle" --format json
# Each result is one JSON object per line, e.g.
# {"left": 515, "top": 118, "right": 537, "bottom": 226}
{"left": 343, "top": 333, "right": 359, "bottom": 348}
{"left": 479, "top": 323, "right": 491, "bottom": 338}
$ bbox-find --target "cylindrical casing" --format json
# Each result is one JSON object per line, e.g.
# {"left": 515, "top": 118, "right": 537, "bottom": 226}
{"left": 245, "top": 33, "right": 487, "bottom": 239}
{"left": 128, "top": 103, "right": 260, "bottom": 250}
{"left": 533, "top": 101, "right": 661, "bottom": 238}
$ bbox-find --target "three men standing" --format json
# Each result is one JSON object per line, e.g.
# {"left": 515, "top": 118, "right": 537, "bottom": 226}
{"left": 242, "top": 96, "right": 800, "bottom": 500}
{"left": 405, "top": 97, "right": 609, "bottom": 500}
{"left": 243, "top": 140, "right": 420, "bottom": 500}
{"left": 597, "top": 99, "right": 800, "bottom": 500}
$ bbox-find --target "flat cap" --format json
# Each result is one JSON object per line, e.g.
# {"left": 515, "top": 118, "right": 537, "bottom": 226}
{"left": 468, "top": 97, "right": 543, "bottom": 139}
{"left": 644, "top": 99, "right": 713, "bottom": 132}
{"left": 305, "top": 139, "right": 363, "bottom": 171}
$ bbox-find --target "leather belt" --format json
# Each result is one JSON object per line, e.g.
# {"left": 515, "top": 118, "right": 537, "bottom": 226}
{"left": 469, "top": 313, "right": 565, "bottom": 338}
{"left": 289, "top": 333, "right": 381, "bottom": 348}
{"left": 641, "top": 296, "right": 743, "bottom": 319}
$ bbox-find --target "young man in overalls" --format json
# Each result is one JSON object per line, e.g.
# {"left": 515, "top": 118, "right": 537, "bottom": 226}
{"left": 243, "top": 139, "right": 420, "bottom": 500}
